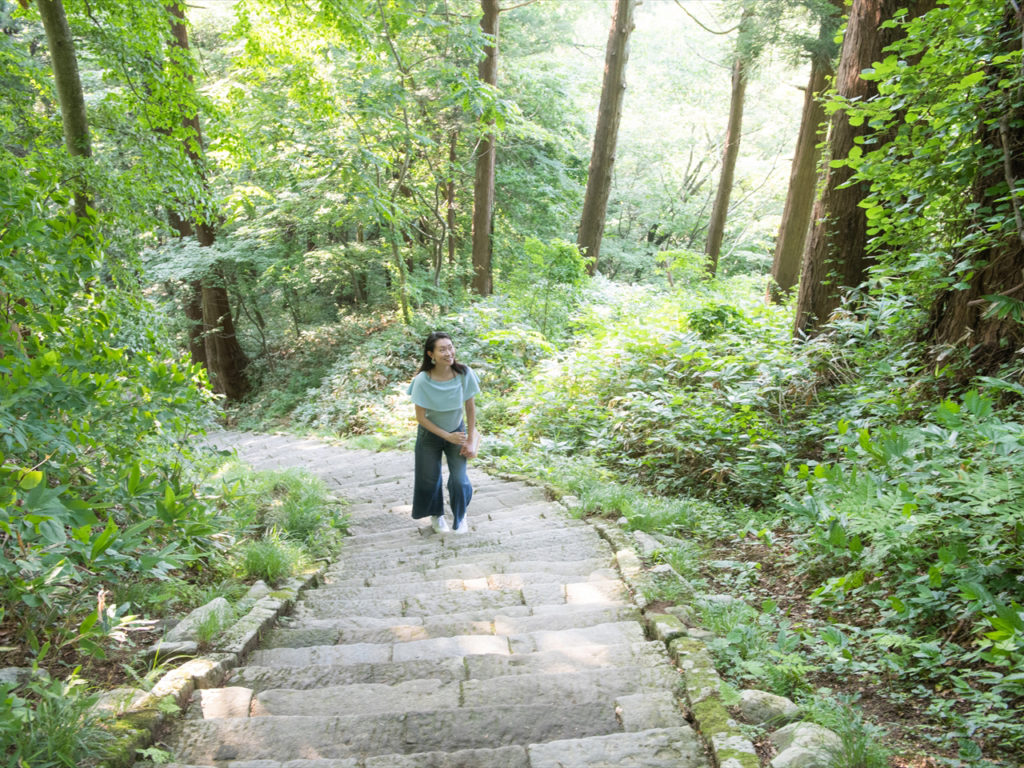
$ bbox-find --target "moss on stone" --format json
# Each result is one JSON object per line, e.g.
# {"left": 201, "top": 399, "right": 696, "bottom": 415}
{"left": 716, "top": 746, "right": 760, "bottom": 768}
{"left": 692, "top": 696, "right": 730, "bottom": 736}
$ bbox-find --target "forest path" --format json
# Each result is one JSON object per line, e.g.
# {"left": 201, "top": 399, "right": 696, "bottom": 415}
{"left": 159, "top": 431, "right": 708, "bottom": 767}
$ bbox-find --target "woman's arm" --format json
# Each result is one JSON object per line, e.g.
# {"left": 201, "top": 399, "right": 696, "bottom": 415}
{"left": 415, "top": 405, "right": 467, "bottom": 445}
{"left": 460, "top": 398, "right": 479, "bottom": 458}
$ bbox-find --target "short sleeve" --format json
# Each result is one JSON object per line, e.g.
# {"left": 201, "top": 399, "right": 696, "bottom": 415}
{"left": 461, "top": 368, "right": 480, "bottom": 401}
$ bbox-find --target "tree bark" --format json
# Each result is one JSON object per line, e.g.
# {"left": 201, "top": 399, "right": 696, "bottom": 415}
{"left": 927, "top": 9, "right": 1024, "bottom": 373}
{"left": 36, "top": 0, "right": 91, "bottom": 217}
{"left": 447, "top": 128, "right": 458, "bottom": 267}
{"left": 471, "top": 0, "right": 499, "bottom": 297}
{"left": 167, "top": 1, "right": 249, "bottom": 398}
{"left": 767, "top": 55, "right": 831, "bottom": 302}
{"left": 704, "top": 54, "right": 748, "bottom": 276}
{"left": 704, "top": 8, "right": 755, "bottom": 277}
{"left": 794, "top": 0, "right": 935, "bottom": 334}
{"left": 577, "top": 0, "right": 636, "bottom": 276}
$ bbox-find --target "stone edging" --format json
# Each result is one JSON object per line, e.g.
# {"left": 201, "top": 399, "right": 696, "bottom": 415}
{"left": 589, "top": 519, "right": 759, "bottom": 768}
{"left": 98, "top": 572, "right": 319, "bottom": 768}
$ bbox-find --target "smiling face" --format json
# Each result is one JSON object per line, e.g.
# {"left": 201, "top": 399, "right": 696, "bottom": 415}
{"left": 429, "top": 337, "right": 455, "bottom": 367}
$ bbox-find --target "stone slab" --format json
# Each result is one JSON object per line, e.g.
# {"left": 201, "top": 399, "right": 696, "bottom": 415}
{"left": 174, "top": 703, "right": 620, "bottom": 763}
{"left": 527, "top": 726, "right": 708, "bottom": 768}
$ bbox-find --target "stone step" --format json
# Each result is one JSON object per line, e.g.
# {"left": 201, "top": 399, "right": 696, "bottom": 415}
{"left": 293, "top": 588, "right": 529, "bottom": 619}
{"left": 246, "top": 636, "right": 665, "bottom": 678}
{"left": 528, "top": 726, "right": 708, "bottom": 768}
{"left": 310, "top": 569, "right": 624, "bottom": 601}
{"left": 247, "top": 679, "right": 682, "bottom": 721}
{"left": 364, "top": 745, "right": 529, "bottom": 768}
{"left": 323, "top": 557, "right": 614, "bottom": 586}
{"left": 337, "top": 541, "right": 610, "bottom": 569}
{"left": 233, "top": 640, "right": 670, "bottom": 693}
{"left": 250, "top": 678, "right": 460, "bottom": 716}
{"left": 248, "top": 622, "right": 650, "bottom": 669}
{"left": 263, "top": 604, "right": 641, "bottom": 648}
{"left": 336, "top": 516, "right": 586, "bottom": 549}
{"left": 294, "top": 579, "right": 629, "bottom": 620}
{"left": 172, "top": 702, "right": 621, "bottom": 763}
{"left": 335, "top": 523, "right": 595, "bottom": 554}
{"left": 460, "top": 665, "right": 678, "bottom": 708}
{"left": 162, "top": 726, "right": 709, "bottom": 768}
{"left": 229, "top": 657, "right": 469, "bottom": 692}
{"left": 464, "top": 641, "right": 671, "bottom": 680}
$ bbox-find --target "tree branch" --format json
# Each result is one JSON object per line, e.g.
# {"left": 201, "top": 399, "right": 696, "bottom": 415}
{"left": 498, "top": 0, "right": 539, "bottom": 11}
{"left": 673, "top": 0, "right": 740, "bottom": 35}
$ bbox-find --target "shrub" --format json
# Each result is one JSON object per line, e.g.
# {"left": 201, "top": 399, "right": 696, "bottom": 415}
{"left": 238, "top": 535, "right": 306, "bottom": 585}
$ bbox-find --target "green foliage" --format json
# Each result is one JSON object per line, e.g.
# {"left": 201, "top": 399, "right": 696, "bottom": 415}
{"left": 824, "top": 0, "right": 1024, "bottom": 351}
{"left": 505, "top": 280, "right": 802, "bottom": 504}
{"left": 1, "top": 671, "right": 113, "bottom": 768}
{"left": 238, "top": 534, "right": 306, "bottom": 586}
{"left": 700, "top": 598, "right": 815, "bottom": 697}
{"left": 216, "top": 462, "right": 349, "bottom": 559}
{"left": 502, "top": 238, "right": 590, "bottom": 339}
{"left": 802, "top": 694, "right": 892, "bottom": 768}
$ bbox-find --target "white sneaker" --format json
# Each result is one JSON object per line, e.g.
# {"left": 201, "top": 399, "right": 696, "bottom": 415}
{"left": 452, "top": 519, "right": 469, "bottom": 534}
{"left": 432, "top": 515, "right": 451, "bottom": 533}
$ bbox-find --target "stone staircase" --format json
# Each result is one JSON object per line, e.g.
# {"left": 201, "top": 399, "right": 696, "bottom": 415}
{"left": 156, "top": 432, "right": 709, "bottom": 767}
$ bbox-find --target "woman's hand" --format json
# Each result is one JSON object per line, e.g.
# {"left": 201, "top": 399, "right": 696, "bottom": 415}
{"left": 446, "top": 430, "right": 468, "bottom": 446}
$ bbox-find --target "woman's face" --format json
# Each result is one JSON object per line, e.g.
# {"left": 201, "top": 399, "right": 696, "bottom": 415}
{"left": 430, "top": 337, "right": 455, "bottom": 366}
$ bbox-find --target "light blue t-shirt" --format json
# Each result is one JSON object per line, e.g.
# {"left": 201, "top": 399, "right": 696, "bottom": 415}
{"left": 407, "top": 367, "right": 481, "bottom": 432}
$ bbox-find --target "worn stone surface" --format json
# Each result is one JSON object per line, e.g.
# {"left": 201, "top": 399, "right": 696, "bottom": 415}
{"left": 648, "top": 612, "right": 687, "bottom": 643}
{"left": 771, "top": 745, "right": 837, "bottom": 768}
{"left": 771, "top": 721, "right": 843, "bottom": 753}
{"left": 528, "top": 727, "right": 705, "bottom": 768}
{"left": 738, "top": 688, "right": 800, "bottom": 726}
{"left": 632, "top": 530, "right": 663, "bottom": 557}
{"left": 0, "top": 666, "right": 49, "bottom": 687}
{"left": 94, "top": 686, "right": 148, "bottom": 715}
{"left": 145, "top": 432, "right": 710, "bottom": 768}
{"left": 194, "top": 687, "right": 254, "bottom": 719}
{"left": 165, "top": 597, "right": 234, "bottom": 643}
{"left": 615, "top": 691, "right": 687, "bottom": 732}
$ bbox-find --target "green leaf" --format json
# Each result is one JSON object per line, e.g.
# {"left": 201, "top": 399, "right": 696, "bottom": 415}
{"left": 90, "top": 518, "right": 120, "bottom": 561}
{"left": 958, "top": 71, "right": 985, "bottom": 89}
{"left": 18, "top": 470, "right": 43, "bottom": 490}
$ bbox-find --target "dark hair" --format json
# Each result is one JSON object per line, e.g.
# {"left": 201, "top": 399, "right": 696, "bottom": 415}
{"left": 417, "top": 331, "right": 467, "bottom": 376}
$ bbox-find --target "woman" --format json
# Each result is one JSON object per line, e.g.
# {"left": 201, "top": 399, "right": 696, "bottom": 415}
{"left": 407, "top": 332, "right": 480, "bottom": 533}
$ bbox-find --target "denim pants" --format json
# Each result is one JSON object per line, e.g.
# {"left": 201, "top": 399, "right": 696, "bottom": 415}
{"left": 411, "top": 425, "right": 473, "bottom": 527}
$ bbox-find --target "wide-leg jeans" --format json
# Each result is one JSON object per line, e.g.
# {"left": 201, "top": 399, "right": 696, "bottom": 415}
{"left": 411, "top": 425, "right": 473, "bottom": 528}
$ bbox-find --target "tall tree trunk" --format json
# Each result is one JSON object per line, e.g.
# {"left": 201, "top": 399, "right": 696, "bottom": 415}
{"left": 795, "top": 0, "right": 935, "bottom": 334}
{"left": 705, "top": 8, "right": 754, "bottom": 278}
{"left": 577, "top": 0, "right": 636, "bottom": 276}
{"left": 167, "top": 1, "right": 249, "bottom": 398}
{"left": 927, "top": 9, "right": 1024, "bottom": 373}
{"left": 767, "top": 54, "right": 831, "bottom": 302}
{"left": 36, "top": 0, "right": 91, "bottom": 217}
{"left": 471, "top": 0, "right": 499, "bottom": 297}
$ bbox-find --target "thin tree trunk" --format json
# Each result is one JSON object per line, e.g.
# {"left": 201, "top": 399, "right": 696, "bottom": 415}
{"left": 704, "top": 32, "right": 750, "bottom": 278}
{"left": 447, "top": 129, "right": 458, "bottom": 266}
{"left": 36, "top": 0, "right": 91, "bottom": 217}
{"left": 471, "top": 0, "right": 499, "bottom": 296}
{"left": 577, "top": 0, "right": 636, "bottom": 276}
{"left": 767, "top": 55, "right": 831, "bottom": 302}
{"left": 167, "top": 1, "right": 248, "bottom": 397}
{"left": 795, "top": 0, "right": 935, "bottom": 334}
